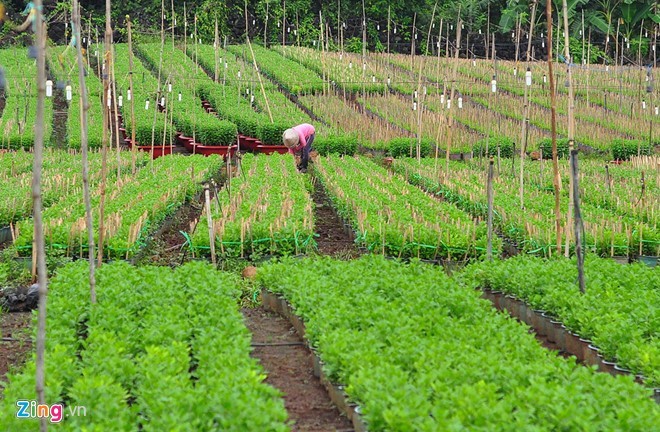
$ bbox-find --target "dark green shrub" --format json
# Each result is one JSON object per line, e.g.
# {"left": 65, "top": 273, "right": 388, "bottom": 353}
{"left": 387, "top": 138, "right": 434, "bottom": 158}
{"left": 473, "top": 136, "right": 515, "bottom": 158}
{"left": 313, "top": 135, "right": 358, "bottom": 156}
{"left": 537, "top": 138, "right": 570, "bottom": 159}
{"left": 257, "top": 122, "right": 288, "bottom": 145}
{"left": 611, "top": 139, "right": 652, "bottom": 160}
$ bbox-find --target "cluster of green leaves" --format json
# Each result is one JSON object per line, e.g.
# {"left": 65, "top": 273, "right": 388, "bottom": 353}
{"left": 191, "top": 153, "right": 314, "bottom": 258}
{"left": 458, "top": 255, "right": 659, "bottom": 386}
{"left": 0, "top": 150, "right": 147, "bottom": 228}
{"left": 14, "top": 154, "right": 221, "bottom": 259}
{"left": 537, "top": 137, "right": 571, "bottom": 159}
{"left": 473, "top": 136, "right": 515, "bottom": 158}
{"left": 113, "top": 44, "right": 175, "bottom": 146}
{"left": 0, "top": 261, "right": 289, "bottom": 430}
{"left": 386, "top": 137, "right": 434, "bottom": 158}
{"left": 227, "top": 44, "right": 325, "bottom": 95}
{"left": 393, "top": 158, "right": 659, "bottom": 256}
{"left": 610, "top": 138, "right": 654, "bottom": 160}
{"left": 136, "top": 44, "right": 238, "bottom": 145}
{"left": 312, "top": 135, "right": 358, "bottom": 156}
{"left": 316, "top": 155, "right": 496, "bottom": 259}
{"left": 0, "top": 47, "right": 54, "bottom": 149}
{"left": 258, "top": 255, "right": 660, "bottom": 430}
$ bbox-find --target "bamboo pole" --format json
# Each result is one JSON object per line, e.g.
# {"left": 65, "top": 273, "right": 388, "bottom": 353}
{"left": 547, "top": 0, "right": 562, "bottom": 255}
{"left": 73, "top": 0, "right": 96, "bottom": 303}
{"left": 244, "top": 5, "right": 273, "bottom": 123}
{"left": 205, "top": 185, "right": 216, "bottom": 265}
{"left": 214, "top": 18, "right": 219, "bottom": 82}
{"left": 571, "top": 150, "right": 585, "bottom": 292}
{"left": 562, "top": 0, "right": 576, "bottom": 257}
{"left": 519, "top": 0, "right": 537, "bottom": 209}
{"left": 32, "top": 4, "right": 49, "bottom": 429}
{"left": 150, "top": 0, "right": 166, "bottom": 162}
{"left": 98, "top": 0, "right": 113, "bottom": 266}
{"left": 127, "top": 16, "right": 137, "bottom": 174}
{"left": 445, "top": 12, "right": 461, "bottom": 175}
{"left": 487, "top": 158, "right": 494, "bottom": 261}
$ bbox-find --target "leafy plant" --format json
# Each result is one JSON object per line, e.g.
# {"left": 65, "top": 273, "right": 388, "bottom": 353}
{"left": 313, "top": 135, "right": 358, "bottom": 156}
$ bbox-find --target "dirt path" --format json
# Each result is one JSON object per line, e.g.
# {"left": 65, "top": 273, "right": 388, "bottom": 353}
{"left": 243, "top": 307, "right": 353, "bottom": 432}
{"left": 311, "top": 180, "right": 359, "bottom": 257}
{"left": 0, "top": 312, "right": 32, "bottom": 385}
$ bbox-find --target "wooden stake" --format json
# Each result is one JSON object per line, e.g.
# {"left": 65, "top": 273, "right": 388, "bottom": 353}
{"left": 205, "top": 185, "right": 216, "bottom": 265}
{"left": 547, "top": 0, "right": 563, "bottom": 255}
{"left": 487, "top": 158, "right": 494, "bottom": 261}
{"left": 74, "top": 0, "right": 96, "bottom": 303}
{"left": 570, "top": 150, "right": 585, "bottom": 293}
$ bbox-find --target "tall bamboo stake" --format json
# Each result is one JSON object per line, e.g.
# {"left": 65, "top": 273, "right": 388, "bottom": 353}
{"left": 32, "top": 3, "right": 48, "bottom": 430}
{"left": 244, "top": 3, "right": 273, "bottom": 122}
{"left": 487, "top": 158, "right": 494, "bottom": 261}
{"left": 214, "top": 18, "right": 219, "bottom": 82}
{"left": 97, "top": 0, "right": 112, "bottom": 266}
{"left": 547, "top": 0, "right": 563, "bottom": 255}
{"left": 519, "top": 0, "right": 537, "bottom": 209}
{"left": 73, "top": 0, "right": 96, "bottom": 303}
{"left": 150, "top": 0, "right": 166, "bottom": 162}
{"left": 562, "top": 0, "right": 576, "bottom": 257}
{"left": 128, "top": 16, "right": 137, "bottom": 174}
{"left": 571, "top": 150, "right": 585, "bottom": 292}
{"left": 445, "top": 12, "right": 461, "bottom": 175}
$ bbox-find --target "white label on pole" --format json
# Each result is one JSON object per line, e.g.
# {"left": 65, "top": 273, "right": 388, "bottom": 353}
{"left": 168, "top": 83, "right": 172, "bottom": 92}
{"left": 118, "top": 95, "right": 123, "bottom": 107}
{"left": 363, "top": 63, "right": 366, "bottom": 71}
{"left": 377, "top": 24, "right": 380, "bottom": 30}
{"left": 491, "top": 80, "right": 497, "bottom": 93}
{"left": 412, "top": 102, "right": 417, "bottom": 111}
{"left": 199, "top": 38, "right": 202, "bottom": 44}
{"left": 287, "top": 27, "right": 291, "bottom": 33}
{"left": 246, "top": 88, "right": 250, "bottom": 94}
{"left": 145, "top": 100, "right": 150, "bottom": 110}
{"left": 160, "top": 97, "right": 165, "bottom": 106}
{"left": 238, "top": 71, "right": 241, "bottom": 78}
{"left": 472, "top": 59, "right": 476, "bottom": 66}
{"left": 525, "top": 70, "right": 532, "bottom": 86}
{"left": 479, "top": 29, "right": 482, "bottom": 35}
{"left": 340, "top": 53, "right": 343, "bottom": 60}
{"left": 94, "top": 50, "right": 98, "bottom": 57}
{"left": 543, "top": 75, "right": 547, "bottom": 83}
{"left": 414, "top": 90, "right": 418, "bottom": 99}
{"left": 387, "top": 77, "right": 391, "bottom": 85}
{"left": 372, "top": 75, "right": 376, "bottom": 82}
{"left": 542, "top": 41, "right": 545, "bottom": 48}
{"left": 46, "top": 80, "right": 53, "bottom": 98}
{"left": 107, "top": 89, "right": 112, "bottom": 107}
{"left": 127, "top": 89, "right": 132, "bottom": 101}
{"left": 178, "top": 93, "right": 182, "bottom": 101}
{"left": 251, "top": 95, "right": 255, "bottom": 103}
{"left": 349, "top": 61, "right": 352, "bottom": 69}
{"left": 446, "top": 99, "right": 451, "bottom": 109}
{"left": 440, "top": 94, "right": 444, "bottom": 104}
{"left": 458, "top": 97, "right": 463, "bottom": 109}
{"left": 656, "top": 106, "right": 659, "bottom": 115}
{"left": 513, "top": 67, "right": 517, "bottom": 76}
{"left": 393, "top": 27, "right": 396, "bottom": 34}
{"left": 65, "top": 85, "right": 72, "bottom": 101}
{"left": 642, "top": 100, "right": 646, "bottom": 109}
{"left": 294, "top": 29, "right": 297, "bottom": 36}
{"left": 252, "top": 19, "right": 255, "bottom": 25}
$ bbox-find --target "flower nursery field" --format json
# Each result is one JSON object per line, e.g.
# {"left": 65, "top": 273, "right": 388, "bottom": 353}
{"left": 0, "top": 39, "right": 659, "bottom": 431}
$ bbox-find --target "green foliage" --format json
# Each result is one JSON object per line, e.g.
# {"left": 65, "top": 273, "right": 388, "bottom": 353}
{"left": 473, "top": 136, "right": 514, "bottom": 158}
{"left": 537, "top": 137, "right": 570, "bottom": 159}
{"left": 257, "top": 122, "right": 288, "bottom": 145}
{"left": 316, "top": 155, "right": 496, "bottom": 259}
{"left": 258, "top": 255, "right": 660, "bottom": 430}
{"left": 191, "top": 153, "right": 315, "bottom": 258}
{"left": 0, "top": 261, "right": 289, "bottom": 430}
{"left": 344, "top": 37, "right": 364, "bottom": 54}
{"left": 458, "top": 255, "right": 660, "bottom": 386}
{"left": 387, "top": 137, "right": 434, "bottom": 158}
{"left": 610, "top": 139, "right": 653, "bottom": 160}
{"left": 313, "top": 135, "right": 358, "bottom": 156}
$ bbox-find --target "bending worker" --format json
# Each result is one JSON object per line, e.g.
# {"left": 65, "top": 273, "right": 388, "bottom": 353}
{"left": 283, "top": 123, "right": 315, "bottom": 173}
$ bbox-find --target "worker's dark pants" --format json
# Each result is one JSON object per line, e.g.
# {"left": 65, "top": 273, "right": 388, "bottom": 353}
{"left": 299, "top": 133, "right": 315, "bottom": 170}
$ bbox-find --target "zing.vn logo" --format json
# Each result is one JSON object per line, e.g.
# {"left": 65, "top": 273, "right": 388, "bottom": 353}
{"left": 16, "top": 400, "right": 87, "bottom": 423}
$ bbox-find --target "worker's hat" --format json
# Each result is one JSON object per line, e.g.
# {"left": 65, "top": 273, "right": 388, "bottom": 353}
{"left": 282, "top": 128, "right": 299, "bottom": 148}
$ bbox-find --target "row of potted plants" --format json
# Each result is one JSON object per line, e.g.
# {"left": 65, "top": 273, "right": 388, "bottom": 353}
{"left": 190, "top": 153, "right": 315, "bottom": 259}
{"left": 13, "top": 154, "right": 222, "bottom": 259}
{"left": 258, "top": 255, "right": 660, "bottom": 431}
{"left": 0, "top": 261, "right": 289, "bottom": 431}
{"left": 315, "top": 155, "right": 497, "bottom": 260}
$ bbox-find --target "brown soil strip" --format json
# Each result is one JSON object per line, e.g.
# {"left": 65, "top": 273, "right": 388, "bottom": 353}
{"left": 0, "top": 312, "right": 32, "bottom": 384}
{"left": 527, "top": 328, "right": 572, "bottom": 360}
{"left": 312, "top": 180, "right": 359, "bottom": 258}
{"left": 242, "top": 307, "right": 353, "bottom": 432}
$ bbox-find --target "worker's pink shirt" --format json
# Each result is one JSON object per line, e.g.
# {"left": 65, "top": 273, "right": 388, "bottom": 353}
{"left": 288, "top": 123, "right": 315, "bottom": 154}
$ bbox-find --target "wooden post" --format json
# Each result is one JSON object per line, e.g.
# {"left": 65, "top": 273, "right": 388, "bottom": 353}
{"left": 205, "top": 185, "right": 216, "bottom": 265}
{"left": 487, "top": 158, "right": 494, "bottom": 261}
{"left": 74, "top": 0, "right": 96, "bottom": 303}
{"left": 98, "top": 0, "right": 113, "bottom": 266}
{"left": 570, "top": 150, "right": 585, "bottom": 293}
{"left": 605, "top": 163, "right": 611, "bottom": 194}
{"left": 214, "top": 17, "right": 219, "bottom": 82}
{"left": 31, "top": 1, "right": 49, "bottom": 430}
{"left": 562, "top": 0, "right": 576, "bottom": 257}
{"left": 547, "top": 0, "right": 563, "bottom": 255}
{"left": 127, "top": 16, "right": 137, "bottom": 174}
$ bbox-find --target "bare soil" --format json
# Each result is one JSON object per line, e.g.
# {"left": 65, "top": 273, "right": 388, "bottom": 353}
{"left": 52, "top": 91, "right": 68, "bottom": 148}
{"left": 242, "top": 307, "right": 353, "bottom": 432}
{"left": 0, "top": 312, "right": 32, "bottom": 384}
{"left": 312, "top": 180, "right": 359, "bottom": 258}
